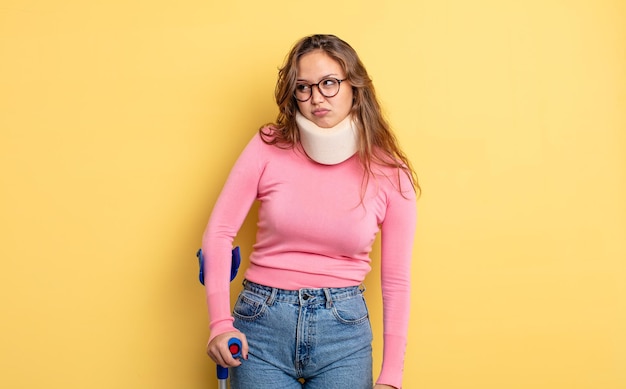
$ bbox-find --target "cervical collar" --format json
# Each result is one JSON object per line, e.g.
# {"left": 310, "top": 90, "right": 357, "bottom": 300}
{"left": 296, "top": 112, "right": 359, "bottom": 165}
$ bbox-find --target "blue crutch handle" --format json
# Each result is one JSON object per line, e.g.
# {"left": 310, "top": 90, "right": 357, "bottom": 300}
{"left": 216, "top": 338, "right": 243, "bottom": 379}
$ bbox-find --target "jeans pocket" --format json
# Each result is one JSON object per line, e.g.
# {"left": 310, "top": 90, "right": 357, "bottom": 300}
{"left": 233, "top": 290, "right": 267, "bottom": 321}
{"left": 331, "top": 294, "right": 370, "bottom": 325}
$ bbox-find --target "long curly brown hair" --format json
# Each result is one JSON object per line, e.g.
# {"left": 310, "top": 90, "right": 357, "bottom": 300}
{"left": 260, "top": 34, "right": 420, "bottom": 196}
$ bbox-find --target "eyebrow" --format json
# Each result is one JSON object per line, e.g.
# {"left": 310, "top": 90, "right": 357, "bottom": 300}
{"left": 296, "top": 74, "right": 340, "bottom": 82}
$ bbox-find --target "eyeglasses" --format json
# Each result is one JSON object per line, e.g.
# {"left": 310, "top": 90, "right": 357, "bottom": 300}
{"left": 294, "top": 77, "right": 347, "bottom": 102}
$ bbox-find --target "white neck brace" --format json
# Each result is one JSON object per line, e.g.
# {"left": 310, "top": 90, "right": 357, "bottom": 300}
{"left": 296, "top": 112, "right": 359, "bottom": 165}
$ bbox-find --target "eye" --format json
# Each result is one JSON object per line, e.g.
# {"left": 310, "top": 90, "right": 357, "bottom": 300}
{"left": 321, "top": 78, "right": 338, "bottom": 88}
{"left": 296, "top": 84, "right": 311, "bottom": 93}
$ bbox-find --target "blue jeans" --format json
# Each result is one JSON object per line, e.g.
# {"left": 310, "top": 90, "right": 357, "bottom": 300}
{"left": 230, "top": 280, "right": 373, "bottom": 389}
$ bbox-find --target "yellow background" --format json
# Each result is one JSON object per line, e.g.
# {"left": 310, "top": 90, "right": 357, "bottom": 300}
{"left": 1, "top": 1, "right": 624, "bottom": 388}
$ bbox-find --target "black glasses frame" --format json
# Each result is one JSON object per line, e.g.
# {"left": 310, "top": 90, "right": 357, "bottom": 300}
{"left": 294, "top": 78, "right": 347, "bottom": 102}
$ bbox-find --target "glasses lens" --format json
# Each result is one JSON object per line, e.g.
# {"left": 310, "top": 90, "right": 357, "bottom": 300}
{"left": 295, "top": 84, "right": 311, "bottom": 102}
{"left": 319, "top": 78, "right": 340, "bottom": 98}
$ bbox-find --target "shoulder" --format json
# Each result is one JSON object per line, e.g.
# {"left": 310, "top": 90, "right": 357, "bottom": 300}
{"left": 239, "top": 127, "right": 299, "bottom": 165}
{"left": 248, "top": 125, "right": 292, "bottom": 151}
{"left": 243, "top": 127, "right": 278, "bottom": 152}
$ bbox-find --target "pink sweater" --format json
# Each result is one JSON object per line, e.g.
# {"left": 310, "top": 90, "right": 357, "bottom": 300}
{"left": 202, "top": 132, "right": 417, "bottom": 388}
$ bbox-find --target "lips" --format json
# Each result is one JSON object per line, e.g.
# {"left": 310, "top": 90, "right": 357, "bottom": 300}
{"left": 312, "top": 109, "right": 330, "bottom": 117}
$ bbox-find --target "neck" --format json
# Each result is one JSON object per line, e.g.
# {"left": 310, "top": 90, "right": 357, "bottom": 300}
{"left": 296, "top": 112, "right": 359, "bottom": 165}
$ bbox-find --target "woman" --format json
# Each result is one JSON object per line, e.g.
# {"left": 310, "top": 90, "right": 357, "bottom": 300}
{"left": 203, "top": 34, "right": 419, "bottom": 389}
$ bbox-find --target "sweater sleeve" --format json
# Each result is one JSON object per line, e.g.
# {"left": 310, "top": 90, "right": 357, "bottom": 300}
{"left": 375, "top": 170, "right": 418, "bottom": 389}
{"left": 202, "top": 134, "right": 264, "bottom": 342}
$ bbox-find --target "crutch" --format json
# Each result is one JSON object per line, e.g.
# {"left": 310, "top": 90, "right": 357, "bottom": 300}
{"left": 197, "top": 247, "right": 242, "bottom": 389}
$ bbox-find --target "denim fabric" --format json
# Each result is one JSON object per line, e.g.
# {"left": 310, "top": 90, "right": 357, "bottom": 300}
{"left": 230, "top": 280, "right": 373, "bottom": 389}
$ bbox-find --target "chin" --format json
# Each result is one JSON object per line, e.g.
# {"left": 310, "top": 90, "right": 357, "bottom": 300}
{"left": 312, "top": 118, "right": 338, "bottom": 129}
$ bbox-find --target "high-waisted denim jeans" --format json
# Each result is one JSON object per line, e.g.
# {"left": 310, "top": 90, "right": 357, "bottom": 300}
{"left": 230, "top": 280, "right": 373, "bottom": 389}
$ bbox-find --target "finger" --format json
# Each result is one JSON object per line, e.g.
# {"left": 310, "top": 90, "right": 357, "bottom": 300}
{"left": 239, "top": 333, "right": 249, "bottom": 360}
{"left": 206, "top": 332, "right": 245, "bottom": 367}
{"left": 207, "top": 338, "right": 231, "bottom": 366}
{"left": 219, "top": 350, "right": 242, "bottom": 367}
{"left": 221, "top": 337, "right": 245, "bottom": 367}
{"left": 206, "top": 343, "right": 225, "bottom": 366}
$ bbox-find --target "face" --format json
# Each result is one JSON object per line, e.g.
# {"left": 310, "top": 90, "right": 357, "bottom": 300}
{"left": 295, "top": 50, "right": 354, "bottom": 128}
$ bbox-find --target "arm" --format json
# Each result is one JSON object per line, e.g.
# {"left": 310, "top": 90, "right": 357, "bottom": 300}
{"left": 375, "top": 171, "right": 418, "bottom": 389}
{"left": 202, "top": 134, "right": 265, "bottom": 342}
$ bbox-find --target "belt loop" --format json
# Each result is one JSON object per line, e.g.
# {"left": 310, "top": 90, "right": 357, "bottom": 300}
{"left": 323, "top": 288, "right": 333, "bottom": 309}
{"left": 266, "top": 287, "right": 277, "bottom": 306}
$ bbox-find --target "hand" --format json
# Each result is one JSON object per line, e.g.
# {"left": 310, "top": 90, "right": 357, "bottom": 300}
{"left": 374, "top": 385, "right": 397, "bottom": 389}
{"left": 206, "top": 331, "right": 249, "bottom": 368}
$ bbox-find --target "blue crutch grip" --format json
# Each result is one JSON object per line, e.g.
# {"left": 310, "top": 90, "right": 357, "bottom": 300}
{"left": 216, "top": 365, "right": 228, "bottom": 380}
{"left": 216, "top": 338, "right": 243, "bottom": 379}
{"left": 228, "top": 337, "right": 243, "bottom": 359}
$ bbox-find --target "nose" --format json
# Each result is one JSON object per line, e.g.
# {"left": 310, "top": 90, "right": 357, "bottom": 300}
{"left": 310, "top": 85, "right": 325, "bottom": 103}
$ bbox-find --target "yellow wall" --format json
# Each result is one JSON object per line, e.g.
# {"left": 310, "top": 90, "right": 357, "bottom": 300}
{"left": 1, "top": 1, "right": 624, "bottom": 388}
